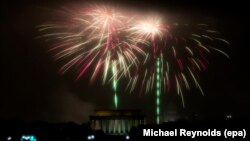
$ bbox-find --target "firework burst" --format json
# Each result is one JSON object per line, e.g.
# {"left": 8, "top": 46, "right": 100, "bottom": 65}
{"left": 126, "top": 15, "right": 230, "bottom": 107}
{"left": 38, "top": 5, "right": 145, "bottom": 84}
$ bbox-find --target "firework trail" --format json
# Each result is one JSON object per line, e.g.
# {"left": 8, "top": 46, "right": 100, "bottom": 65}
{"left": 127, "top": 16, "right": 166, "bottom": 124}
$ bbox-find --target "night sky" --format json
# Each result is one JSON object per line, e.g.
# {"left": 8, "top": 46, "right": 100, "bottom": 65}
{"left": 1, "top": 0, "right": 249, "bottom": 124}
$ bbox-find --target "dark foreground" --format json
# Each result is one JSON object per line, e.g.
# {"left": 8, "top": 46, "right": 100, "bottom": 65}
{"left": 0, "top": 119, "right": 249, "bottom": 141}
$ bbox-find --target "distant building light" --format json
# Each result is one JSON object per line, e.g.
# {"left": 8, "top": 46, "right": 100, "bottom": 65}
{"left": 7, "top": 136, "right": 12, "bottom": 140}
{"left": 21, "top": 135, "right": 37, "bottom": 141}
{"left": 225, "top": 114, "right": 232, "bottom": 120}
{"left": 87, "top": 134, "right": 95, "bottom": 140}
{"left": 125, "top": 135, "right": 130, "bottom": 140}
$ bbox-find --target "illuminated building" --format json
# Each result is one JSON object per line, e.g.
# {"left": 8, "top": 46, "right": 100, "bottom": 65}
{"left": 89, "top": 110, "right": 146, "bottom": 135}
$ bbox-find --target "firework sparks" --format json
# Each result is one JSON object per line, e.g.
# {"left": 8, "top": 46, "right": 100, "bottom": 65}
{"left": 125, "top": 15, "right": 229, "bottom": 123}
{"left": 129, "top": 17, "right": 166, "bottom": 40}
{"left": 38, "top": 5, "right": 145, "bottom": 84}
{"left": 126, "top": 15, "right": 230, "bottom": 108}
{"left": 38, "top": 4, "right": 148, "bottom": 109}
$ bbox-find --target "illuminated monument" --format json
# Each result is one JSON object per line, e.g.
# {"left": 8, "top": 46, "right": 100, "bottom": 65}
{"left": 89, "top": 110, "right": 146, "bottom": 135}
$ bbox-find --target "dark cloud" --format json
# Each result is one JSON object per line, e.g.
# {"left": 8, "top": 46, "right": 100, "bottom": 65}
{"left": 43, "top": 85, "right": 95, "bottom": 124}
{"left": 0, "top": 82, "right": 95, "bottom": 124}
